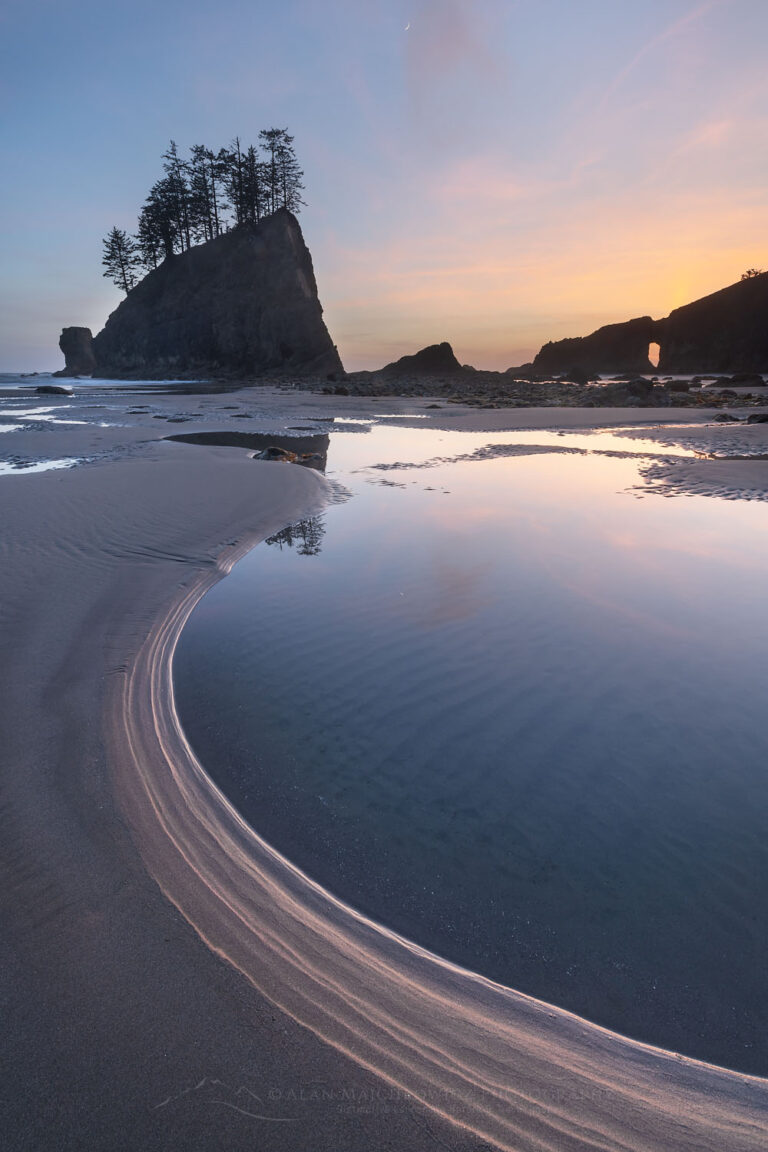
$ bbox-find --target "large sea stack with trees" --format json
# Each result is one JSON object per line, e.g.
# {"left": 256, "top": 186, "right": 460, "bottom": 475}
{"left": 82, "top": 134, "right": 341, "bottom": 379}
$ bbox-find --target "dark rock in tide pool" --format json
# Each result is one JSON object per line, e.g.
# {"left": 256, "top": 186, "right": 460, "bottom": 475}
{"left": 54, "top": 327, "right": 96, "bottom": 377}
{"left": 256, "top": 446, "right": 298, "bottom": 461}
{"left": 254, "top": 445, "right": 324, "bottom": 469}
{"left": 746, "top": 413, "right": 768, "bottom": 423}
{"left": 166, "top": 429, "right": 329, "bottom": 470}
{"left": 36, "top": 383, "right": 73, "bottom": 395}
{"left": 714, "top": 412, "right": 740, "bottom": 422}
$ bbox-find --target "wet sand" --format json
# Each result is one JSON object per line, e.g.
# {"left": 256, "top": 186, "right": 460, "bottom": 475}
{"left": 2, "top": 385, "right": 768, "bottom": 1150}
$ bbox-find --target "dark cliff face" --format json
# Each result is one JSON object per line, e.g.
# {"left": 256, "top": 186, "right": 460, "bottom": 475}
{"left": 658, "top": 273, "right": 768, "bottom": 373}
{"left": 532, "top": 317, "right": 660, "bottom": 376}
{"left": 92, "top": 210, "right": 343, "bottom": 378}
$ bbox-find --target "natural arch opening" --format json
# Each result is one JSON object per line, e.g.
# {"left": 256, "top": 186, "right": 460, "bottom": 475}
{"left": 648, "top": 342, "right": 660, "bottom": 369}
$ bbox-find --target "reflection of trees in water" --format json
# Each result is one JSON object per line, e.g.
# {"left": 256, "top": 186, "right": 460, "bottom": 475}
{"left": 265, "top": 516, "right": 325, "bottom": 556}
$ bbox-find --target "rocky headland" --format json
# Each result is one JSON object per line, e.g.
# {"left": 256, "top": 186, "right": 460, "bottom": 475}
{"left": 524, "top": 270, "right": 768, "bottom": 378}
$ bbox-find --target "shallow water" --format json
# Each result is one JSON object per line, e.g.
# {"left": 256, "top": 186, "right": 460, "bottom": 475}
{"left": 174, "top": 424, "right": 768, "bottom": 1074}
{"left": 0, "top": 372, "right": 204, "bottom": 389}
{"left": 0, "top": 457, "right": 81, "bottom": 476}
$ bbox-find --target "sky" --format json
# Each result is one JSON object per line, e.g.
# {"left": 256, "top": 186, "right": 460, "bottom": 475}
{"left": 1, "top": 0, "right": 767, "bottom": 372}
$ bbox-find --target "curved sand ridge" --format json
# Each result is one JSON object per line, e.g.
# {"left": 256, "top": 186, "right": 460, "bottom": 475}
{"left": 113, "top": 475, "right": 768, "bottom": 1151}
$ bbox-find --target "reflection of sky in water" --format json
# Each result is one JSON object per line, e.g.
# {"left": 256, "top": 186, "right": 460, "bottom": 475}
{"left": 328, "top": 423, "right": 699, "bottom": 473}
{"left": 1, "top": 405, "right": 117, "bottom": 429}
{"left": 4, "top": 406, "right": 92, "bottom": 425}
{"left": 175, "top": 424, "right": 768, "bottom": 1075}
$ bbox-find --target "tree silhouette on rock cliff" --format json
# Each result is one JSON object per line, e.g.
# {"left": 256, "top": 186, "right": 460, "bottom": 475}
{"left": 101, "top": 227, "right": 141, "bottom": 293}
{"left": 101, "top": 131, "right": 305, "bottom": 293}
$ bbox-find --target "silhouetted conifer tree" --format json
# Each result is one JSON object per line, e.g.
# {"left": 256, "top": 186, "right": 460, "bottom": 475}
{"left": 187, "top": 144, "right": 216, "bottom": 243}
{"left": 242, "top": 145, "right": 267, "bottom": 222}
{"left": 101, "top": 226, "right": 140, "bottom": 293}
{"left": 103, "top": 132, "right": 306, "bottom": 282}
{"left": 224, "top": 136, "right": 247, "bottom": 226}
{"left": 161, "top": 140, "right": 192, "bottom": 250}
{"left": 258, "top": 127, "right": 282, "bottom": 215}
{"left": 258, "top": 128, "right": 305, "bottom": 214}
{"left": 138, "top": 180, "right": 179, "bottom": 263}
{"left": 209, "top": 148, "right": 231, "bottom": 235}
{"left": 136, "top": 203, "right": 163, "bottom": 270}
{"left": 275, "top": 130, "right": 305, "bottom": 212}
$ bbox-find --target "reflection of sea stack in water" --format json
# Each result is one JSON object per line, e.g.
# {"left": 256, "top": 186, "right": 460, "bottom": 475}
{"left": 75, "top": 210, "right": 343, "bottom": 379}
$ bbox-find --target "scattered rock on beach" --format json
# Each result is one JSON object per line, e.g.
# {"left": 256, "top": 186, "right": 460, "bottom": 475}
{"left": 36, "top": 383, "right": 73, "bottom": 395}
{"left": 730, "top": 373, "right": 766, "bottom": 386}
{"left": 746, "top": 413, "right": 768, "bottom": 424}
{"left": 714, "top": 413, "right": 740, "bottom": 422}
{"left": 589, "top": 377, "right": 656, "bottom": 406}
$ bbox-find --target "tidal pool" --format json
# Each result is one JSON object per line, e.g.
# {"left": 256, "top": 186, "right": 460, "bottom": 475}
{"left": 174, "top": 423, "right": 768, "bottom": 1074}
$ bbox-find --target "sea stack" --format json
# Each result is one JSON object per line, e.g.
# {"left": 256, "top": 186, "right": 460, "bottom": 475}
{"left": 91, "top": 209, "right": 343, "bottom": 378}
{"left": 381, "top": 342, "right": 463, "bottom": 377}
{"left": 54, "top": 326, "right": 97, "bottom": 377}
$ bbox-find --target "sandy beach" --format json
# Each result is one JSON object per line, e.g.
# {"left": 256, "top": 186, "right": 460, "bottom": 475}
{"left": 2, "top": 383, "right": 768, "bottom": 1151}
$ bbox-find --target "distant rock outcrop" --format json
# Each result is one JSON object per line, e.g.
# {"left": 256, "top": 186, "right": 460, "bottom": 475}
{"left": 381, "top": 342, "right": 463, "bottom": 377}
{"left": 529, "top": 273, "right": 768, "bottom": 376}
{"left": 54, "top": 327, "right": 96, "bottom": 377}
{"left": 91, "top": 210, "right": 342, "bottom": 378}
{"left": 659, "top": 273, "right": 768, "bottom": 373}
{"left": 532, "top": 317, "right": 659, "bottom": 377}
